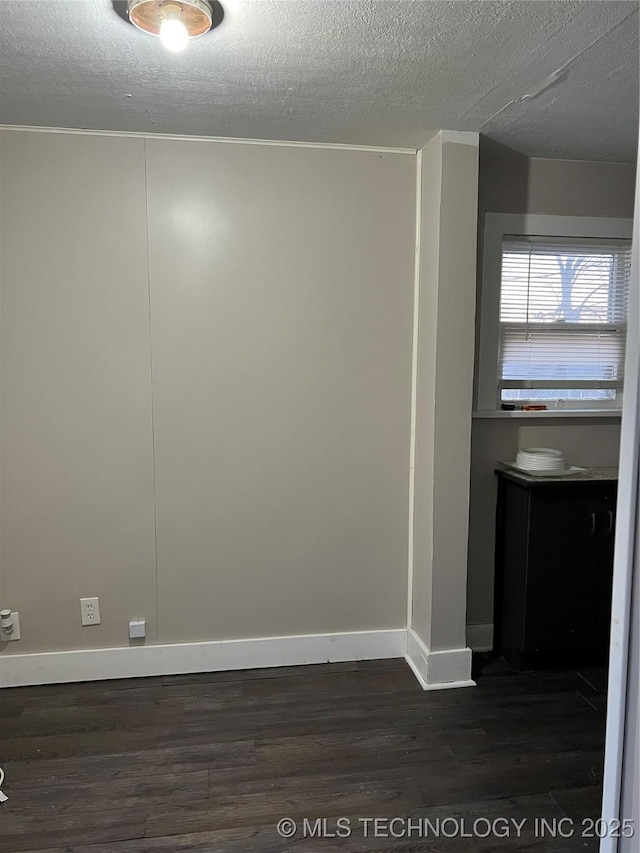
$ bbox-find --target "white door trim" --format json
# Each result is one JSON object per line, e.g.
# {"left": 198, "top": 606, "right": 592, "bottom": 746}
{"left": 600, "top": 153, "right": 640, "bottom": 853}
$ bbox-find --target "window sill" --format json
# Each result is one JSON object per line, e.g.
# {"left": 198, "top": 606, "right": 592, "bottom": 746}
{"left": 472, "top": 409, "right": 623, "bottom": 420}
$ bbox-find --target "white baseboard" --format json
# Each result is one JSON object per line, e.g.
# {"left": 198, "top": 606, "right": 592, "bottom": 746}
{"left": 466, "top": 623, "right": 494, "bottom": 652}
{"left": 406, "top": 629, "right": 475, "bottom": 690}
{"left": 0, "top": 628, "right": 481, "bottom": 691}
{"left": 0, "top": 629, "right": 407, "bottom": 688}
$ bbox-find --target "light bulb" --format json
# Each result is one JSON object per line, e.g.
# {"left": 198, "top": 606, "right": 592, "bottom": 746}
{"left": 160, "top": 12, "right": 189, "bottom": 52}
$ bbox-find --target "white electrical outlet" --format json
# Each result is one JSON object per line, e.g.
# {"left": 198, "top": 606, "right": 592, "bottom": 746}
{"left": 0, "top": 611, "right": 20, "bottom": 641}
{"left": 80, "top": 597, "right": 101, "bottom": 626}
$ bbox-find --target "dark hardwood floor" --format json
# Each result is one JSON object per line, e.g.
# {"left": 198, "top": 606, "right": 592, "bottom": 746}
{"left": 0, "top": 655, "right": 608, "bottom": 852}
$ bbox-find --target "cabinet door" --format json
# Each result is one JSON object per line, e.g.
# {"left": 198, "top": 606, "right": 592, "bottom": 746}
{"left": 595, "top": 486, "right": 617, "bottom": 649}
{"left": 524, "top": 484, "right": 601, "bottom": 651}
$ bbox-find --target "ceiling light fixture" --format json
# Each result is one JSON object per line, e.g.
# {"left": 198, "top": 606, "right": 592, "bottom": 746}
{"left": 127, "top": 0, "right": 213, "bottom": 52}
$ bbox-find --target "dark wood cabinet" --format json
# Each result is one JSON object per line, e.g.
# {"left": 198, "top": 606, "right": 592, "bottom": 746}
{"left": 494, "top": 468, "right": 617, "bottom": 670}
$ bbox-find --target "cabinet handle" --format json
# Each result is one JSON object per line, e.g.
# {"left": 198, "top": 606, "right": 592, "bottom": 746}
{"left": 590, "top": 512, "right": 597, "bottom": 534}
{"left": 607, "top": 510, "right": 614, "bottom": 534}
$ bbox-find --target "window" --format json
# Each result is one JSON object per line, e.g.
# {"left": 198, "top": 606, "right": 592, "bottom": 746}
{"left": 477, "top": 215, "right": 633, "bottom": 413}
{"left": 499, "top": 237, "right": 631, "bottom": 404}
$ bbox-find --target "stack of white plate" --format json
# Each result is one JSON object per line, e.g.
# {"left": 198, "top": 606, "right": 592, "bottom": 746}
{"left": 515, "top": 447, "right": 565, "bottom": 473}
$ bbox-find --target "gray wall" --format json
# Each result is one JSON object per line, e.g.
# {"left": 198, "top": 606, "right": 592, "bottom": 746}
{"left": 467, "top": 143, "right": 636, "bottom": 630}
{"left": 0, "top": 129, "right": 416, "bottom": 653}
{"left": 477, "top": 145, "right": 635, "bottom": 220}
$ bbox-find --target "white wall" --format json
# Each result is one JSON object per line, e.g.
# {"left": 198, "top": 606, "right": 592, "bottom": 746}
{"left": 0, "top": 131, "right": 158, "bottom": 652}
{"left": 0, "top": 129, "right": 416, "bottom": 656}
{"left": 410, "top": 132, "right": 479, "bottom": 684}
{"left": 146, "top": 139, "right": 416, "bottom": 642}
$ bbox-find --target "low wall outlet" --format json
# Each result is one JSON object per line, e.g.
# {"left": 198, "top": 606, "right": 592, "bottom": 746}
{"left": 129, "top": 619, "right": 146, "bottom": 639}
{"left": 0, "top": 611, "right": 20, "bottom": 642}
{"left": 80, "top": 597, "right": 101, "bottom": 626}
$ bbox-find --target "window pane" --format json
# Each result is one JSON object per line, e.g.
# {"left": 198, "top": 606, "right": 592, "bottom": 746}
{"left": 500, "top": 324, "right": 626, "bottom": 383}
{"left": 500, "top": 245, "right": 628, "bottom": 325}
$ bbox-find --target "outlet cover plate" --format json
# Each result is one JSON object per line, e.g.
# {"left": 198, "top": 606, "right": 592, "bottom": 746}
{"left": 129, "top": 619, "right": 146, "bottom": 639}
{"left": 0, "top": 611, "right": 20, "bottom": 641}
{"left": 80, "top": 597, "right": 101, "bottom": 626}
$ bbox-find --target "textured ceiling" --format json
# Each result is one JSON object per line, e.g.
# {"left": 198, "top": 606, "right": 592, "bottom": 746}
{"left": 0, "top": 0, "right": 638, "bottom": 160}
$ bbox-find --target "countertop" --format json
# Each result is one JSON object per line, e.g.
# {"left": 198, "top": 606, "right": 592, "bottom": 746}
{"left": 496, "top": 465, "right": 619, "bottom": 485}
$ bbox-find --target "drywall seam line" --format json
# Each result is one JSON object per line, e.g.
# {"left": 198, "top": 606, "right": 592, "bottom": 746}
{"left": 478, "top": 9, "right": 639, "bottom": 132}
{"left": 407, "top": 147, "right": 423, "bottom": 629}
{"left": 0, "top": 125, "right": 417, "bottom": 156}
{"left": 143, "top": 138, "right": 160, "bottom": 645}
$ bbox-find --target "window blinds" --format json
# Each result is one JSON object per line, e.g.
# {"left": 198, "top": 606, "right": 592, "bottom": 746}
{"left": 498, "top": 237, "right": 632, "bottom": 403}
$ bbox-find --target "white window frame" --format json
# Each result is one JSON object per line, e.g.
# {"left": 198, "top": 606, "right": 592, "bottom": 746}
{"left": 476, "top": 213, "right": 633, "bottom": 413}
